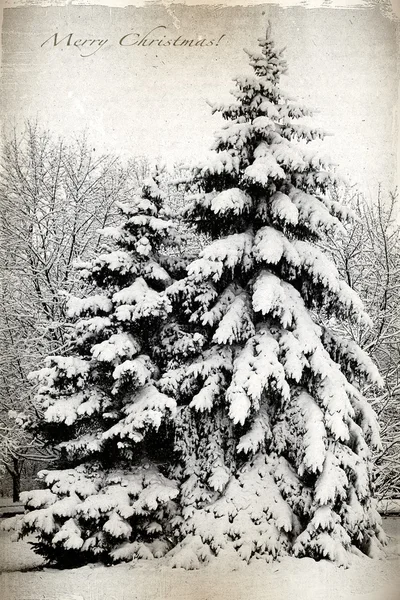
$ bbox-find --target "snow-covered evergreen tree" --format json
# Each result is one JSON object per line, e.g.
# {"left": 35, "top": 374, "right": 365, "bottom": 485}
{"left": 3, "top": 177, "right": 180, "bottom": 565}
{"left": 159, "top": 27, "right": 386, "bottom": 567}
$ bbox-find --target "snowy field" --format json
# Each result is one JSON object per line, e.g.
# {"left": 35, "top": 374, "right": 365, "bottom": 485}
{"left": 0, "top": 518, "right": 399, "bottom": 600}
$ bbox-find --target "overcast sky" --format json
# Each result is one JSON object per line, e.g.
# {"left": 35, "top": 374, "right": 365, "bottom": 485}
{"left": 1, "top": 0, "right": 399, "bottom": 196}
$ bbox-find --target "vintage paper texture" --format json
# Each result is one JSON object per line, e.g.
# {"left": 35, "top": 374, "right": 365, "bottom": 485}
{"left": 0, "top": 1, "right": 399, "bottom": 599}
{"left": 0, "top": 0, "right": 399, "bottom": 193}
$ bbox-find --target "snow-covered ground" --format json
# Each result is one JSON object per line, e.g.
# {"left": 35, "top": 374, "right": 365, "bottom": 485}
{"left": 0, "top": 518, "right": 399, "bottom": 600}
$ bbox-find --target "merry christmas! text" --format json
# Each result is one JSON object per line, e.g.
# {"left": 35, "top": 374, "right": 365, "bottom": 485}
{"left": 41, "top": 27, "right": 226, "bottom": 57}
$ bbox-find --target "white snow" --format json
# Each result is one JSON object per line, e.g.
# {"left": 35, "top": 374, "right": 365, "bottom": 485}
{"left": 117, "top": 197, "right": 156, "bottom": 216}
{"left": 142, "top": 260, "right": 172, "bottom": 284}
{"left": 189, "top": 372, "right": 224, "bottom": 413}
{"left": 270, "top": 191, "right": 299, "bottom": 226}
{"left": 201, "top": 283, "right": 240, "bottom": 327}
{"left": 67, "top": 295, "right": 113, "bottom": 318}
{"left": 323, "top": 329, "right": 383, "bottom": 387}
{"left": 294, "top": 391, "right": 326, "bottom": 473}
{"left": 213, "top": 123, "right": 252, "bottom": 151}
{"left": 210, "top": 188, "right": 252, "bottom": 216}
{"left": 113, "top": 277, "right": 171, "bottom": 321}
{"left": 19, "top": 489, "right": 57, "bottom": 509}
{"left": 75, "top": 316, "right": 111, "bottom": 337}
{"left": 237, "top": 407, "right": 272, "bottom": 456}
{"left": 226, "top": 327, "right": 289, "bottom": 425}
{"left": 43, "top": 393, "right": 85, "bottom": 426}
{"left": 188, "top": 231, "right": 254, "bottom": 283}
{"left": 198, "top": 150, "right": 240, "bottom": 177}
{"left": 102, "top": 384, "right": 176, "bottom": 441}
{"left": 253, "top": 226, "right": 300, "bottom": 266}
{"left": 258, "top": 99, "right": 280, "bottom": 119}
{"left": 252, "top": 270, "right": 287, "bottom": 321}
{"left": 1, "top": 518, "right": 399, "bottom": 599}
{"left": 212, "top": 293, "right": 254, "bottom": 345}
{"left": 244, "top": 155, "right": 286, "bottom": 185}
{"left": 93, "top": 250, "right": 136, "bottom": 275}
{"left": 288, "top": 188, "right": 345, "bottom": 236}
{"left": 269, "top": 142, "right": 306, "bottom": 171}
{"left": 91, "top": 333, "right": 141, "bottom": 363}
{"left": 52, "top": 519, "right": 84, "bottom": 550}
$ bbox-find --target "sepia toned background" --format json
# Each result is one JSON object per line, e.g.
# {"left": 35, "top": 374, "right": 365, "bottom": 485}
{"left": 0, "top": 0, "right": 399, "bottom": 196}
{"left": 0, "top": 3, "right": 400, "bottom": 600}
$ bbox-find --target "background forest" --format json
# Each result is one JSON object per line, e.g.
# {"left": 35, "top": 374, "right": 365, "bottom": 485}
{"left": 0, "top": 121, "right": 398, "bottom": 507}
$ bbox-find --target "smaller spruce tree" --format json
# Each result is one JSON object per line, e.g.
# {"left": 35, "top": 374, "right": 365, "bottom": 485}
{"left": 4, "top": 176, "right": 180, "bottom": 565}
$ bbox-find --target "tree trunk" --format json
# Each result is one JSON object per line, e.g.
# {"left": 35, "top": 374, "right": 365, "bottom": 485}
{"left": 12, "top": 470, "right": 21, "bottom": 502}
{"left": 6, "top": 457, "right": 23, "bottom": 502}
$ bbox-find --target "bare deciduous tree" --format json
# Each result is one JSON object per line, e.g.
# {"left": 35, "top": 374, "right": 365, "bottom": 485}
{"left": 324, "top": 186, "right": 400, "bottom": 500}
{"left": 0, "top": 122, "right": 149, "bottom": 499}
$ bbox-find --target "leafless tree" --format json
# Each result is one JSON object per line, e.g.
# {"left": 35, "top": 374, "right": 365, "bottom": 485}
{"left": 324, "top": 186, "right": 400, "bottom": 500}
{"left": 0, "top": 122, "right": 149, "bottom": 499}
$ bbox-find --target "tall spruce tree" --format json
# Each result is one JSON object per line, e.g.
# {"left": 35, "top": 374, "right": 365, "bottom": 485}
{"left": 4, "top": 177, "right": 180, "bottom": 565}
{"left": 159, "top": 28, "right": 386, "bottom": 567}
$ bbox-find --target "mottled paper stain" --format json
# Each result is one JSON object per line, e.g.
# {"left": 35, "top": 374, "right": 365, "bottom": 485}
{"left": 0, "top": 0, "right": 399, "bottom": 192}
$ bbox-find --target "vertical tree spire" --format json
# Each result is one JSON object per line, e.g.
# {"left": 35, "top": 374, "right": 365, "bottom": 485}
{"left": 160, "top": 27, "right": 385, "bottom": 567}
